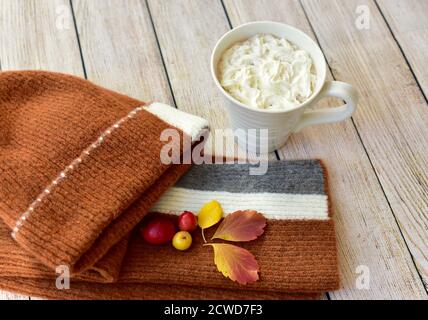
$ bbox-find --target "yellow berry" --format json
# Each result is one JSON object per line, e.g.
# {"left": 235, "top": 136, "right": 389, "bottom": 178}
{"left": 172, "top": 231, "right": 192, "bottom": 251}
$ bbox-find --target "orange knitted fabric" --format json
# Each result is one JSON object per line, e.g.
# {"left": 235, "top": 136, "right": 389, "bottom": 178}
{"left": 0, "top": 71, "right": 338, "bottom": 299}
{"left": 0, "top": 70, "right": 206, "bottom": 277}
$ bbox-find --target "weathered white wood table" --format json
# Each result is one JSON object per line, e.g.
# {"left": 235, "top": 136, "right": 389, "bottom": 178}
{"left": 0, "top": 0, "right": 427, "bottom": 300}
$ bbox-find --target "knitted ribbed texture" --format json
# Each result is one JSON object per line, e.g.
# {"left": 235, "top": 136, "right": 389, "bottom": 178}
{"left": 0, "top": 70, "right": 204, "bottom": 278}
{"left": 0, "top": 210, "right": 334, "bottom": 299}
{"left": 0, "top": 71, "right": 338, "bottom": 299}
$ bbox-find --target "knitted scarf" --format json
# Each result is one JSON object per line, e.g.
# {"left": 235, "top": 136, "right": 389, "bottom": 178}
{"left": 0, "top": 71, "right": 338, "bottom": 299}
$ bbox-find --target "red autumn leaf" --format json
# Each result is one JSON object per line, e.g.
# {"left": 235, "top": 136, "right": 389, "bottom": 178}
{"left": 211, "top": 210, "right": 266, "bottom": 242}
{"left": 206, "top": 243, "right": 259, "bottom": 285}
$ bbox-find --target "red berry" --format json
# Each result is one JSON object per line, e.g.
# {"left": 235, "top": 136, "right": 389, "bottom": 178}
{"left": 178, "top": 211, "right": 198, "bottom": 232}
{"left": 141, "top": 217, "right": 176, "bottom": 245}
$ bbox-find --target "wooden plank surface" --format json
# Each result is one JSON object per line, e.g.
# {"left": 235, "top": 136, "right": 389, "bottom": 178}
{"left": 146, "top": 0, "right": 230, "bottom": 126}
{"left": 0, "top": 0, "right": 83, "bottom": 74}
{"left": 146, "top": 0, "right": 276, "bottom": 160}
{"left": 377, "top": 0, "right": 428, "bottom": 98}
{"left": 223, "top": 0, "right": 427, "bottom": 300}
{"left": 73, "top": 0, "right": 173, "bottom": 103}
{"left": 301, "top": 0, "right": 428, "bottom": 293}
{"left": 0, "top": 0, "right": 85, "bottom": 300}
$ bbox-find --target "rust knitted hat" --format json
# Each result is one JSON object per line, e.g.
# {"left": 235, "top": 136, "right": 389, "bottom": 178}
{"left": 0, "top": 70, "right": 209, "bottom": 274}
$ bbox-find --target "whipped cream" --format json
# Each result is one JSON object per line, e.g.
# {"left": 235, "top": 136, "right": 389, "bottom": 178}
{"left": 218, "top": 34, "right": 317, "bottom": 110}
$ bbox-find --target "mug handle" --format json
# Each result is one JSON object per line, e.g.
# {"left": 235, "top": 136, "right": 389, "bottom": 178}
{"left": 293, "top": 81, "right": 358, "bottom": 133}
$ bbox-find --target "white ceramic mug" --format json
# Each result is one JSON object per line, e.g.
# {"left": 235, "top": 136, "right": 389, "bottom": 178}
{"left": 211, "top": 21, "right": 359, "bottom": 153}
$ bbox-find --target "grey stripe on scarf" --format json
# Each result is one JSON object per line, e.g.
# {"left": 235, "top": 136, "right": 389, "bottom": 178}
{"left": 175, "top": 160, "right": 325, "bottom": 195}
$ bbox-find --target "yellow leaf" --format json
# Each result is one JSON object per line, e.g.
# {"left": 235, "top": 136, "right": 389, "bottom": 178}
{"left": 205, "top": 243, "right": 259, "bottom": 285}
{"left": 198, "top": 200, "right": 223, "bottom": 229}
